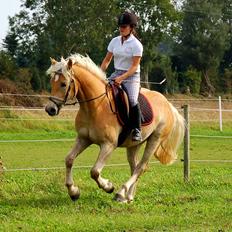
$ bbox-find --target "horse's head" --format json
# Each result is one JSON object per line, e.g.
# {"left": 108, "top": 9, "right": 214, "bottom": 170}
{"left": 45, "top": 57, "right": 77, "bottom": 116}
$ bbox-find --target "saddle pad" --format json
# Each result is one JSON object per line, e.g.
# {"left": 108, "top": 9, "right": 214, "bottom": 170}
{"left": 110, "top": 83, "right": 154, "bottom": 146}
{"left": 117, "top": 92, "right": 154, "bottom": 146}
{"left": 139, "top": 93, "right": 153, "bottom": 126}
{"left": 110, "top": 83, "right": 153, "bottom": 126}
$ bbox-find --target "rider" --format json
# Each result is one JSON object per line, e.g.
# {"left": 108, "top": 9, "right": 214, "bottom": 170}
{"left": 101, "top": 10, "right": 143, "bottom": 141}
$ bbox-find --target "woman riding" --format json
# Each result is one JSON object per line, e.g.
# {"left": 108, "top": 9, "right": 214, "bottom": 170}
{"left": 101, "top": 10, "right": 143, "bottom": 142}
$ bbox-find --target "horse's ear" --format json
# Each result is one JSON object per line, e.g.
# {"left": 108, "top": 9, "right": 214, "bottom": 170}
{"left": 50, "top": 57, "right": 57, "bottom": 65}
{"left": 67, "top": 59, "right": 73, "bottom": 70}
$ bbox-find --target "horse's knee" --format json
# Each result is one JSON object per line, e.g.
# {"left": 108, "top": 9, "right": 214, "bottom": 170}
{"left": 90, "top": 168, "right": 99, "bottom": 180}
{"left": 65, "top": 156, "right": 74, "bottom": 168}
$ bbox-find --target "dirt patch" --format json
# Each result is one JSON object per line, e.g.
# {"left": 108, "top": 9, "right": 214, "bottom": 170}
{"left": 0, "top": 79, "right": 42, "bottom": 107}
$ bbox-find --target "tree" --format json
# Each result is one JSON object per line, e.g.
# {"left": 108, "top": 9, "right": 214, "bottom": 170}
{"left": 218, "top": 0, "right": 232, "bottom": 94}
{"left": 178, "top": 0, "right": 230, "bottom": 96}
{"left": 4, "top": 0, "right": 119, "bottom": 65}
{"left": 0, "top": 51, "right": 17, "bottom": 80}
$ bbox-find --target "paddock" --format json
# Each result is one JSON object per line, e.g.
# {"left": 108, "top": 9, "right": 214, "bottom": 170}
{"left": 0, "top": 94, "right": 231, "bottom": 231}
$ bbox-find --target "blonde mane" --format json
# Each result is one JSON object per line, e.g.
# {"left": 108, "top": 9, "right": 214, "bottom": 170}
{"left": 47, "top": 54, "right": 107, "bottom": 82}
{"left": 69, "top": 54, "right": 107, "bottom": 81}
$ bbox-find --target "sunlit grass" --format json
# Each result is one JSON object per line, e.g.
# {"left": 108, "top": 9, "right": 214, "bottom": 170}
{"left": 0, "top": 116, "right": 231, "bottom": 231}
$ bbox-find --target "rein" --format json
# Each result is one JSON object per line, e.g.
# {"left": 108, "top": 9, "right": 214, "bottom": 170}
{"left": 49, "top": 91, "right": 107, "bottom": 106}
{"left": 49, "top": 80, "right": 110, "bottom": 106}
{"left": 49, "top": 69, "right": 115, "bottom": 111}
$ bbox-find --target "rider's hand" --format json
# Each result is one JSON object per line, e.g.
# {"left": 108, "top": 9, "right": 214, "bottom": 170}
{"left": 114, "top": 76, "right": 123, "bottom": 85}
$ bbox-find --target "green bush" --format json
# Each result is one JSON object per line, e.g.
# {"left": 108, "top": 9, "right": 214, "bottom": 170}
{"left": 0, "top": 51, "right": 17, "bottom": 81}
{"left": 183, "top": 68, "right": 201, "bottom": 94}
{"left": 222, "top": 68, "right": 232, "bottom": 94}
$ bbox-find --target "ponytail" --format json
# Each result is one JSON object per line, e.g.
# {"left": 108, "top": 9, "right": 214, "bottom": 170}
{"left": 131, "top": 28, "right": 141, "bottom": 42}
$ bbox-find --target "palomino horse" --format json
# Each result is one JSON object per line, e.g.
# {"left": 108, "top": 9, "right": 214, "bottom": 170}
{"left": 45, "top": 54, "right": 185, "bottom": 203}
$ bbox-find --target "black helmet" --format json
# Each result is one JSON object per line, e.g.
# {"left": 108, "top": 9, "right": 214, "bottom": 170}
{"left": 118, "top": 11, "right": 138, "bottom": 27}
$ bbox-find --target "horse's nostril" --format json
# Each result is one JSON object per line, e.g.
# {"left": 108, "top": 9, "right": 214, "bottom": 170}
{"left": 45, "top": 104, "right": 58, "bottom": 116}
{"left": 49, "top": 107, "right": 56, "bottom": 115}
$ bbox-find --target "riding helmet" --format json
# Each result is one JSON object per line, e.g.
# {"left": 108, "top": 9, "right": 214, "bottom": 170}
{"left": 118, "top": 11, "right": 138, "bottom": 27}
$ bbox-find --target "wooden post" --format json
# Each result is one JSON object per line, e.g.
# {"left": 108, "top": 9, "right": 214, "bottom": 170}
{"left": 183, "top": 105, "right": 190, "bottom": 182}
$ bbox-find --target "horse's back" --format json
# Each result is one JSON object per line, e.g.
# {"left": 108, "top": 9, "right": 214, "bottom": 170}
{"left": 140, "top": 88, "right": 173, "bottom": 114}
{"left": 140, "top": 87, "right": 182, "bottom": 138}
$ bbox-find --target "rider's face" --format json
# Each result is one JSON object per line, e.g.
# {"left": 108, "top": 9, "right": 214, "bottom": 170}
{"left": 119, "top": 25, "right": 131, "bottom": 36}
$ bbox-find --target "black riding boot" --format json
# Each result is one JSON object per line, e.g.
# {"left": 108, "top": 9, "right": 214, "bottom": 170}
{"left": 130, "top": 104, "right": 142, "bottom": 141}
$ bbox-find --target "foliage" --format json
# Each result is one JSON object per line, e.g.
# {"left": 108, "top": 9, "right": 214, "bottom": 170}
{"left": 0, "top": 0, "right": 232, "bottom": 95}
{"left": 178, "top": 67, "right": 201, "bottom": 94}
{"left": 149, "top": 54, "right": 178, "bottom": 93}
{"left": 178, "top": 0, "right": 231, "bottom": 95}
{"left": 0, "top": 51, "right": 17, "bottom": 81}
{"left": 220, "top": 68, "right": 232, "bottom": 94}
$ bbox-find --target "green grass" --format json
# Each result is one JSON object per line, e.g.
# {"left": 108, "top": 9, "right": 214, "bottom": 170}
{"left": 0, "top": 120, "right": 232, "bottom": 231}
{"left": 1, "top": 166, "right": 231, "bottom": 231}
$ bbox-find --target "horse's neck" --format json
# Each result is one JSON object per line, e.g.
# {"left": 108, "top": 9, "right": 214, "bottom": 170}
{"left": 73, "top": 66, "right": 106, "bottom": 112}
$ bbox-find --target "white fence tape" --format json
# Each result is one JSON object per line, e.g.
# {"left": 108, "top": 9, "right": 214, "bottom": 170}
{"left": 2, "top": 159, "right": 231, "bottom": 173}
{"left": 0, "top": 134, "right": 231, "bottom": 143}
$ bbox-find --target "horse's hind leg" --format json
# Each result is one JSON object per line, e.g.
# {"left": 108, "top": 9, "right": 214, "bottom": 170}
{"left": 91, "top": 143, "right": 116, "bottom": 193}
{"left": 115, "top": 130, "right": 162, "bottom": 203}
{"left": 124, "top": 144, "right": 142, "bottom": 202}
{"left": 65, "top": 137, "right": 91, "bottom": 201}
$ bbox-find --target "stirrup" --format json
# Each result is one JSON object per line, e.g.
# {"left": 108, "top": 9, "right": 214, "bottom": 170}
{"left": 132, "top": 128, "right": 142, "bottom": 141}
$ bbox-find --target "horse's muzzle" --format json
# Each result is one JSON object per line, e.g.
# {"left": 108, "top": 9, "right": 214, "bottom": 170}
{"left": 45, "top": 102, "right": 60, "bottom": 116}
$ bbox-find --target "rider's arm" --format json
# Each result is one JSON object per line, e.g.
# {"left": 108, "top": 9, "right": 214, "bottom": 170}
{"left": 101, "top": 52, "right": 113, "bottom": 72}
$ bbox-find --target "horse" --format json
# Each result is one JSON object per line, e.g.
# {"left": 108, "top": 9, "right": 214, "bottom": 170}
{"left": 45, "top": 54, "right": 185, "bottom": 203}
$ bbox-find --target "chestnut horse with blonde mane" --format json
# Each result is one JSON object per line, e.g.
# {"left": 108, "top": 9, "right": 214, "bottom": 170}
{"left": 45, "top": 54, "right": 185, "bottom": 203}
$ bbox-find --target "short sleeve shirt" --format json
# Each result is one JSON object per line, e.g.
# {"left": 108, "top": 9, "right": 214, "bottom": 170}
{"left": 107, "top": 34, "right": 143, "bottom": 73}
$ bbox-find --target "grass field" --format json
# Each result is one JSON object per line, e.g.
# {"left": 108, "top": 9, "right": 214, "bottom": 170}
{"left": 0, "top": 111, "right": 232, "bottom": 231}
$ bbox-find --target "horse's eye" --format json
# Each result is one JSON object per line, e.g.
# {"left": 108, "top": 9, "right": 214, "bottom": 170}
{"left": 61, "top": 83, "right": 66, "bottom": 88}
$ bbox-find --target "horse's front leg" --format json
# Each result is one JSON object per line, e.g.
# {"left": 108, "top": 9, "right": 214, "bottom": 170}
{"left": 65, "top": 137, "right": 91, "bottom": 201}
{"left": 90, "top": 143, "right": 116, "bottom": 193}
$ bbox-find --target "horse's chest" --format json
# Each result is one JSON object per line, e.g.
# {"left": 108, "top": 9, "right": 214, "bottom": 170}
{"left": 77, "top": 126, "right": 101, "bottom": 141}
{"left": 76, "top": 114, "right": 118, "bottom": 143}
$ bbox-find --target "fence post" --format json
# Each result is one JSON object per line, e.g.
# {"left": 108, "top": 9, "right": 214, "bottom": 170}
{"left": 219, "top": 96, "right": 223, "bottom": 132}
{"left": 183, "top": 105, "right": 190, "bottom": 182}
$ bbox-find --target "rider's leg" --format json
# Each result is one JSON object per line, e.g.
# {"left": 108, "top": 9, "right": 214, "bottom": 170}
{"left": 130, "top": 104, "right": 142, "bottom": 141}
{"left": 122, "top": 73, "right": 142, "bottom": 141}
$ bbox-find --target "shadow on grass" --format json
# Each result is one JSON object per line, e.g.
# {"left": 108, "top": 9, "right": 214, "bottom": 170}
{"left": 0, "top": 194, "right": 72, "bottom": 209}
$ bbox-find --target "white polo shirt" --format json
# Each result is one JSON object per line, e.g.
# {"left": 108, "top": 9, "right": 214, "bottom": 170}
{"left": 107, "top": 34, "right": 143, "bottom": 73}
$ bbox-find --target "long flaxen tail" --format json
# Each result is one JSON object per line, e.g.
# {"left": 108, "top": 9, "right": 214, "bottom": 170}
{"left": 155, "top": 104, "right": 185, "bottom": 165}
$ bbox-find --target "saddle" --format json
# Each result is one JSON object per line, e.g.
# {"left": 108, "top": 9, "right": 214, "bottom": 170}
{"left": 109, "top": 82, "right": 154, "bottom": 146}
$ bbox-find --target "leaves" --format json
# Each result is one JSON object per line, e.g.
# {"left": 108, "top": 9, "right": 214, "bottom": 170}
{"left": 1, "top": 0, "right": 232, "bottom": 94}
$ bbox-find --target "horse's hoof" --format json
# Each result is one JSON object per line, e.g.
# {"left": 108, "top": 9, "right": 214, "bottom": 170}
{"left": 70, "top": 193, "right": 80, "bottom": 201}
{"left": 106, "top": 186, "right": 114, "bottom": 194}
{"left": 69, "top": 189, "right": 80, "bottom": 201}
{"left": 127, "top": 198, "right": 134, "bottom": 203}
{"left": 127, "top": 194, "right": 134, "bottom": 203}
{"left": 113, "top": 193, "right": 127, "bottom": 203}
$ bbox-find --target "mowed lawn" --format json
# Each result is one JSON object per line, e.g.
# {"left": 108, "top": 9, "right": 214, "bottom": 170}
{"left": 0, "top": 121, "right": 232, "bottom": 231}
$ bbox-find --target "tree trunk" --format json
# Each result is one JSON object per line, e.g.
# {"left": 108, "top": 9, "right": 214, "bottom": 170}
{"left": 141, "top": 65, "right": 150, "bottom": 89}
{"left": 200, "top": 69, "right": 215, "bottom": 96}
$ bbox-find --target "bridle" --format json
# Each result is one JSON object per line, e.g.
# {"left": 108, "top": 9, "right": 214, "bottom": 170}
{"left": 49, "top": 70, "right": 107, "bottom": 107}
